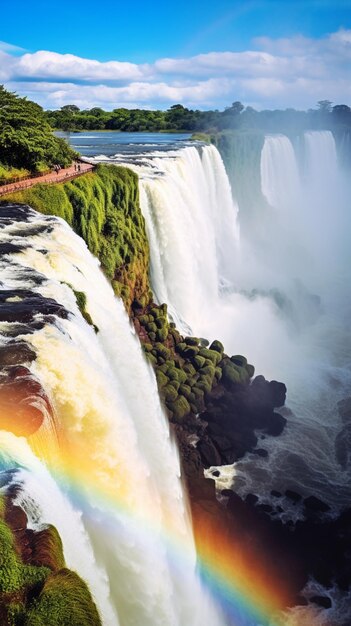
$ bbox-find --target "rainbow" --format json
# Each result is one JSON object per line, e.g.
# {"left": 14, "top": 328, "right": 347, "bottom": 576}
{"left": 31, "top": 433, "right": 291, "bottom": 626}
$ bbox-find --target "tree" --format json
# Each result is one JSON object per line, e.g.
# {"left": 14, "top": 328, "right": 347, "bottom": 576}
{"left": 0, "top": 85, "right": 76, "bottom": 171}
{"left": 317, "top": 100, "right": 332, "bottom": 113}
{"left": 61, "top": 104, "right": 80, "bottom": 113}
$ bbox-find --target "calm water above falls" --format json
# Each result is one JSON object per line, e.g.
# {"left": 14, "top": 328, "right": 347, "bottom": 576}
{"left": 55, "top": 130, "right": 192, "bottom": 157}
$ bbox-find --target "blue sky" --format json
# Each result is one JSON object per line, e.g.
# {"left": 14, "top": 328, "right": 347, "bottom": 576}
{"left": 1, "top": 0, "right": 351, "bottom": 110}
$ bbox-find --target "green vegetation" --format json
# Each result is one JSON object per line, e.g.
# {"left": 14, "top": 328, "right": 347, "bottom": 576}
{"left": 72, "top": 290, "right": 98, "bottom": 332}
{"left": 46, "top": 99, "right": 351, "bottom": 134}
{"left": 0, "top": 494, "right": 101, "bottom": 626}
{"left": 135, "top": 304, "right": 254, "bottom": 422}
{"left": 4, "top": 165, "right": 151, "bottom": 311}
{"left": 0, "top": 86, "right": 76, "bottom": 177}
{"left": 24, "top": 570, "right": 101, "bottom": 626}
{"left": 0, "top": 518, "right": 48, "bottom": 595}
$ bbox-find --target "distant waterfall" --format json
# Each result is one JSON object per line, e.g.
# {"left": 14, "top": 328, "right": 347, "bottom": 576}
{"left": 304, "top": 130, "right": 338, "bottom": 185}
{"left": 139, "top": 145, "right": 239, "bottom": 331}
{"left": 0, "top": 207, "right": 224, "bottom": 626}
{"left": 260, "top": 135, "right": 300, "bottom": 209}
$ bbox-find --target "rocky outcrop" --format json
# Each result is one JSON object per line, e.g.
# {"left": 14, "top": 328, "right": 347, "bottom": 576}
{"left": 0, "top": 481, "right": 101, "bottom": 626}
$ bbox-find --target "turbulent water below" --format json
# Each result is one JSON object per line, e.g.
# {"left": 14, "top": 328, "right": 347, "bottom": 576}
{"left": 83, "top": 131, "right": 351, "bottom": 625}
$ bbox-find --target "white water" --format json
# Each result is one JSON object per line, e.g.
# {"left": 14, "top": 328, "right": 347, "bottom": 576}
{"left": 96, "top": 135, "right": 351, "bottom": 624}
{"left": 0, "top": 209, "right": 224, "bottom": 626}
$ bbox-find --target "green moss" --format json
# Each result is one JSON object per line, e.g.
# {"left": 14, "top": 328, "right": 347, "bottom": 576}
{"left": 24, "top": 569, "right": 101, "bottom": 626}
{"left": 184, "top": 337, "right": 199, "bottom": 346}
{"left": 209, "top": 340, "right": 224, "bottom": 354}
{"left": 156, "top": 370, "right": 168, "bottom": 388}
{"left": 222, "top": 362, "right": 241, "bottom": 385}
{"left": 198, "top": 348, "right": 222, "bottom": 365}
{"left": 0, "top": 519, "right": 49, "bottom": 595}
{"left": 4, "top": 164, "right": 151, "bottom": 312}
{"left": 163, "top": 385, "right": 178, "bottom": 402}
{"left": 179, "top": 384, "right": 192, "bottom": 399}
{"left": 156, "top": 327, "right": 168, "bottom": 342}
{"left": 168, "top": 396, "right": 191, "bottom": 421}
{"left": 72, "top": 290, "right": 98, "bottom": 333}
{"left": 154, "top": 343, "right": 170, "bottom": 360}
{"left": 193, "top": 355, "right": 206, "bottom": 370}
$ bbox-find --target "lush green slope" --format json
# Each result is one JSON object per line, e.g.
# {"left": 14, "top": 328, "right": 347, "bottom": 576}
{"left": 5, "top": 164, "right": 151, "bottom": 312}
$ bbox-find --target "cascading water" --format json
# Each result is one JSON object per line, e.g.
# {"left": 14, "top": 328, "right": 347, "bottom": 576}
{"left": 123, "top": 145, "right": 239, "bottom": 332}
{"left": 92, "top": 133, "right": 351, "bottom": 625}
{"left": 0, "top": 207, "right": 225, "bottom": 626}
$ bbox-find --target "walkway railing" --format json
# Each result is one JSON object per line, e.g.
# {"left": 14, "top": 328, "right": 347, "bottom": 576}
{"left": 0, "top": 163, "right": 94, "bottom": 198}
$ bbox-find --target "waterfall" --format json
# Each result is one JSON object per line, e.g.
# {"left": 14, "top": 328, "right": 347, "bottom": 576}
{"left": 260, "top": 135, "right": 300, "bottom": 209}
{"left": 91, "top": 132, "right": 351, "bottom": 625}
{"left": 138, "top": 145, "right": 239, "bottom": 331}
{"left": 0, "top": 207, "right": 224, "bottom": 626}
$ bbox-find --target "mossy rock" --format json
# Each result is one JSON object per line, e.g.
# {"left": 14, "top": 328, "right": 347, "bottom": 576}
{"left": 184, "top": 337, "right": 199, "bottom": 346}
{"left": 209, "top": 340, "right": 224, "bottom": 354}
{"left": 231, "top": 355, "right": 248, "bottom": 367}
{"left": 182, "top": 346, "right": 199, "bottom": 358}
{"left": 179, "top": 384, "right": 192, "bottom": 399}
{"left": 175, "top": 342, "right": 187, "bottom": 355}
{"left": 146, "top": 353, "right": 157, "bottom": 365}
{"left": 192, "top": 386, "right": 205, "bottom": 400}
{"left": 168, "top": 380, "right": 180, "bottom": 392}
{"left": 183, "top": 363, "right": 196, "bottom": 376}
{"left": 148, "top": 332, "right": 156, "bottom": 342}
{"left": 167, "top": 366, "right": 187, "bottom": 384}
{"left": 200, "top": 365, "right": 216, "bottom": 379}
{"left": 193, "top": 355, "right": 206, "bottom": 370}
{"left": 155, "top": 318, "right": 166, "bottom": 329}
{"left": 222, "top": 362, "right": 241, "bottom": 385}
{"left": 24, "top": 569, "right": 101, "bottom": 626}
{"left": 155, "top": 343, "right": 170, "bottom": 360}
{"left": 156, "top": 327, "right": 168, "bottom": 342}
{"left": 198, "top": 347, "right": 222, "bottom": 365}
{"left": 146, "top": 322, "right": 157, "bottom": 333}
{"left": 215, "top": 366, "right": 222, "bottom": 381}
{"left": 142, "top": 343, "right": 153, "bottom": 353}
{"left": 156, "top": 370, "right": 168, "bottom": 388}
{"left": 168, "top": 396, "right": 191, "bottom": 421}
{"left": 196, "top": 378, "right": 212, "bottom": 394}
{"left": 138, "top": 315, "right": 149, "bottom": 325}
{"left": 246, "top": 363, "right": 255, "bottom": 378}
{"left": 199, "top": 338, "right": 209, "bottom": 347}
{"left": 163, "top": 385, "right": 178, "bottom": 402}
{"left": 158, "top": 363, "right": 168, "bottom": 373}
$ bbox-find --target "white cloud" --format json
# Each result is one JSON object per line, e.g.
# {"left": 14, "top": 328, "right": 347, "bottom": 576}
{"left": 1, "top": 29, "right": 351, "bottom": 110}
{"left": 14, "top": 51, "right": 147, "bottom": 82}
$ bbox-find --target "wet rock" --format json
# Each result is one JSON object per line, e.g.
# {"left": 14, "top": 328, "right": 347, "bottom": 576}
{"left": 310, "top": 595, "right": 332, "bottom": 609}
{"left": 252, "top": 448, "right": 268, "bottom": 458}
{"left": 245, "top": 493, "right": 258, "bottom": 506}
{"left": 0, "top": 341, "right": 36, "bottom": 367}
{"left": 0, "top": 290, "right": 69, "bottom": 324}
{"left": 271, "top": 490, "right": 282, "bottom": 498}
{"left": 304, "top": 496, "right": 330, "bottom": 513}
{"left": 0, "top": 365, "right": 52, "bottom": 436}
{"left": 286, "top": 490, "right": 302, "bottom": 503}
